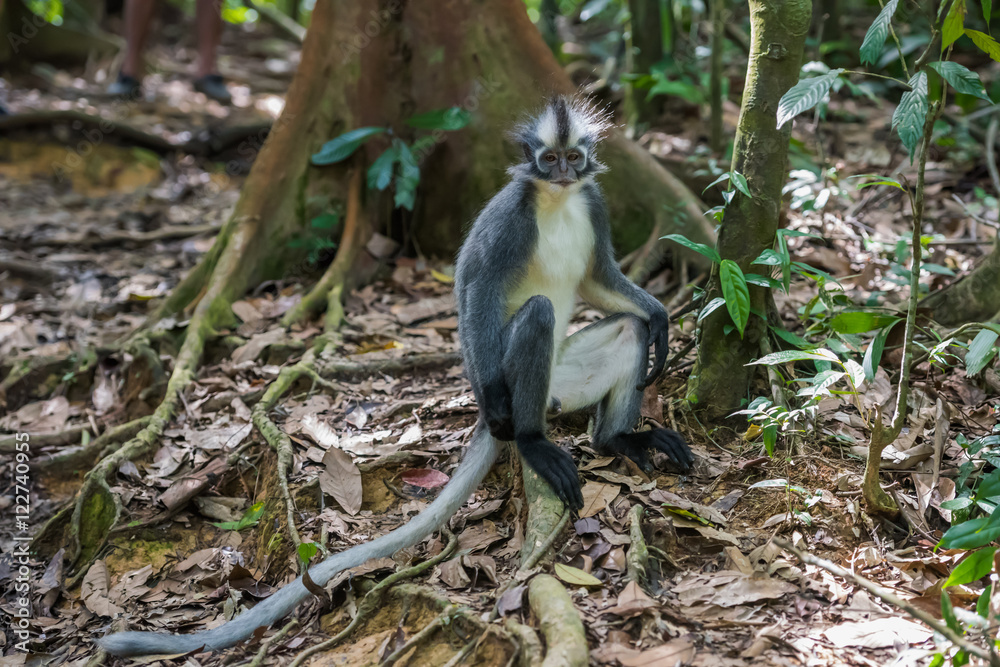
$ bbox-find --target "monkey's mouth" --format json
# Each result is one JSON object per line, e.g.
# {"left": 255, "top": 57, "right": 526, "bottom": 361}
{"left": 551, "top": 179, "right": 576, "bottom": 187}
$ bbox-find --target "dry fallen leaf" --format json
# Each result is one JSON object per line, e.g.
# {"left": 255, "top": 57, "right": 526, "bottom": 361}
{"left": 580, "top": 481, "right": 620, "bottom": 518}
{"left": 319, "top": 447, "right": 363, "bottom": 515}
{"left": 824, "top": 617, "right": 932, "bottom": 648}
{"left": 400, "top": 468, "right": 449, "bottom": 489}
{"left": 554, "top": 562, "right": 603, "bottom": 587}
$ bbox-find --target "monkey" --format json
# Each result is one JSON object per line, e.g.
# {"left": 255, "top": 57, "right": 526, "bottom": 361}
{"left": 97, "top": 96, "right": 692, "bottom": 658}
{"left": 455, "top": 96, "right": 692, "bottom": 509}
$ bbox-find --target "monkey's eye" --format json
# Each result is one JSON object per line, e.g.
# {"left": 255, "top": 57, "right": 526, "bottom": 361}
{"left": 568, "top": 152, "right": 581, "bottom": 162}
{"left": 543, "top": 153, "right": 557, "bottom": 164}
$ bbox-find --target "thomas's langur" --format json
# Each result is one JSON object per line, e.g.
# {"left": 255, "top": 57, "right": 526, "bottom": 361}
{"left": 98, "top": 96, "right": 693, "bottom": 657}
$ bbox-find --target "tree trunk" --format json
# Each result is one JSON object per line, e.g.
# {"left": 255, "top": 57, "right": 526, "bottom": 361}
{"left": 625, "top": 0, "right": 665, "bottom": 126}
{"left": 685, "top": 0, "right": 811, "bottom": 418}
{"left": 167, "top": 0, "right": 715, "bottom": 311}
{"left": 919, "top": 232, "right": 1000, "bottom": 326}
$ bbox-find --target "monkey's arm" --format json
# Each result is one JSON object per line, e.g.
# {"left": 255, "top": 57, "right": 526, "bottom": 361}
{"left": 457, "top": 261, "right": 515, "bottom": 441}
{"left": 455, "top": 184, "right": 536, "bottom": 441}
{"left": 580, "top": 184, "right": 669, "bottom": 388}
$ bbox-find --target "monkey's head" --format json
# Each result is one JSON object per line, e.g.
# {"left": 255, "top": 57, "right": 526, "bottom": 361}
{"left": 512, "top": 96, "right": 611, "bottom": 187}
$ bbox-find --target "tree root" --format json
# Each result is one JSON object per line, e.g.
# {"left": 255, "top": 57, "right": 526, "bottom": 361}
{"left": 32, "top": 416, "right": 152, "bottom": 472}
{"left": 515, "top": 450, "right": 588, "bottom": 665}
{"left": 504, "top": 619, "right": 544, "bottom": 667}
{"left": 919, "top": 230, "right": 1000, "bottom": 326}
{"left": 381, "top": 604, "right": 460, "bottom": 666}
{"left": 528, "top": 574, "right": 589, "bottom": 667}
{"left": 242, "top": 619, "right": 299, "bottom": 667}
{"left": 626, "top": 504, "right": 649, "bottom": 586}
{"left": 281, "top": 168, "right": 369, "bottom": 329}
{"left": 519, "top": 459, "right": 570, "bottom": 569}
{"left": 287, "top": 528, "right": 459, "bottom": 667}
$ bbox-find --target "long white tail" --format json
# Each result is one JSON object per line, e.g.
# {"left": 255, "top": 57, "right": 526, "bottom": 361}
{"left": 98, "top": 424, "right": 499, "bottom": 657}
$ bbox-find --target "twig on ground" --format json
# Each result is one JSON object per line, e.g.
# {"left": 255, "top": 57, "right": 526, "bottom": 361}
{"left": 243, "top": 619, "right": 299, "bottom": 667}
{"left": 775, "top": 538, "right": 996, "bottom": 665}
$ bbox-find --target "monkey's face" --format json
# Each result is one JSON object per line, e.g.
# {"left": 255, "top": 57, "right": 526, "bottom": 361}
{"left": 536, "top": 146, "right": 587, "bottom": 186}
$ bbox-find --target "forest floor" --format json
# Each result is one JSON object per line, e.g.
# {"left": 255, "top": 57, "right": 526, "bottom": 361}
{"left": 2, "top": 15, "right": 1000, "bottom": 667}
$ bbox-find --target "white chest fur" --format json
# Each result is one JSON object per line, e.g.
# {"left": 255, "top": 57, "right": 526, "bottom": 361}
{"left": 506, "top": 181, "right": 595, "bottom": 344}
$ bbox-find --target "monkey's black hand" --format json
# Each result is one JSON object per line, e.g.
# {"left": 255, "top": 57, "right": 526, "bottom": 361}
{"left": 482, "top": 381, "right": 515, "bottom": 441}
{"left": 517, "top": 433, "right": 583, "bottom": 510}
{"left": 605, "top": 428, "right": 693, "bottom": 473}
{"left": 639, "top": 309, "right": 670, "bottom": 389}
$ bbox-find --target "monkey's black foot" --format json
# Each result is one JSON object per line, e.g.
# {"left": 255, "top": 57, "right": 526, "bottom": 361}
{"left": 516, "top": 433, "right": 583, "bottom": 510}
{"left": 603, "top": 429, "right": 693, "bottom": 473}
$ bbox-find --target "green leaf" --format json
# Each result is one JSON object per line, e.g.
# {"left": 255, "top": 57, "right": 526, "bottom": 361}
{"left": 978, "top": 583, "right": 993, "bottom": 617}
{"left": 892, "top": 71, "right": 929, "bottom": 162}
{"left": 730, "top": 171, "right": 751, "bottom": 198}
{"left": 213, "top": 501, "right": 266, "bottom": 531}
{"left": 763, "top": 424, "right": 777, "bottom": 457}
{"left": 393, "top": 140, "right": 421, "bottom": 211}
{"left": 698, "top": 296, "right": 727, "bottom": 322}
{"left": 849, "top": 173, "right": 905, "bottom": 190}
{"left": 940, "top": 516, "right": 1000, "bottom": 549}
{"left": 771, "top": 326, "right": 812, "bottom": 349}
{"left": 298, "top": 542, "right": 320, "bottom": 566}
{"left": 984, "top": 0, "right": 993, "bottom": 31}
{"left": 311, "top": 127, "right": 385, "bottom": 165}
{"left": 367, "top": 145, "right": 399, "bottom": 191}
{"left": 752, "top": 249, "right": 785, "bottom": 266}
{"left": 844, "top": 359, "right": 865, "bottom": 388}
{"left": 928, "top": 61, "right": 992, "bottom": 101}
{"left": 830, "top": 311, "right": 900, "bottom": 334}
{"left": 922, "top": 262, "right": 956, "bottom": 276}
{"left": 310, "top": 213, "right": 339, "bottom": 230}
{"left": 776, "top": 69, "right": 843, "bottom": 129}
{"left": 976, "top": 469, "right": 1000, "bottom": 500}
{"left": 720, "top": 260, "right": 750, "bottom": 338}
{"left": 860, "top": 0, "right": 901, "bottom": 64}
{"left": 862, "top": 325, "right": 893, "bottom": 380}
{"left": 661, "top": 234, "right": 721, "bottom": 263}
{"left": 744, "top": 273, "right": 783, "bottom": 289}
{"left": 748, "top": 349, "right": 839, "bottom": 366}
{"left": 702, "top": 172, "right": 732, "bottom": 193}
{"left": 941, "top": 590, "right": 961, "bottom": 634}
{"left": 966, "top": 29, "right": 1000, "bottom": 61}
{"left": 943, "top": 0, "right": 968, "bottom": 49}
{"left": 941, "top": 496, "right": 974, "bottom": 510}
{"left": 944, "top": 547, "right": 996, "bottom": 587}
{"left": 966, "top": 328, "right": 999, "bottom": 376}
{"left": 406, "top": 107, "right": 472, "bottom": 131}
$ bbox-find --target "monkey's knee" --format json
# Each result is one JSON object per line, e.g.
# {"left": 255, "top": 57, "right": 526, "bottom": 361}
{"left": 517, "top": 295, "right": 556, "bottom": 332}
{"left": 616, "top": 313, "right": 648, "bottom": 347}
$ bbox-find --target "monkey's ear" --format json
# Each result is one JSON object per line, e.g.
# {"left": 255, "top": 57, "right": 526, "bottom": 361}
{"left": 522, "top": 144, "right": 534, "bottom": 163}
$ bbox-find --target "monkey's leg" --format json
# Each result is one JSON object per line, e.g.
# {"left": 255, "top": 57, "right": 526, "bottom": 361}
{"left": 550, "top": 314, "right": 693, "bottom": 471}
{"left": 503, "top": 295, "right": 584, "bottom": 509}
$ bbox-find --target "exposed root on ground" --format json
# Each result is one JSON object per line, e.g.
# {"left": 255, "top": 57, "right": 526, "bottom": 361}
{"left": 528, "top": 574, "right": 589, "bottom": 667}
{"left": 287, "top": 529, "right": 460, "bottom": 667}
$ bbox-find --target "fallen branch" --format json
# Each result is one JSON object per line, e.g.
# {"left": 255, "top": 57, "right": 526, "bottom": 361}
{"left": 774, "top": 538, "right": 996, "bottom": 665}
{"left": 0, "top": 111, "right": 272, "bottom": 158}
